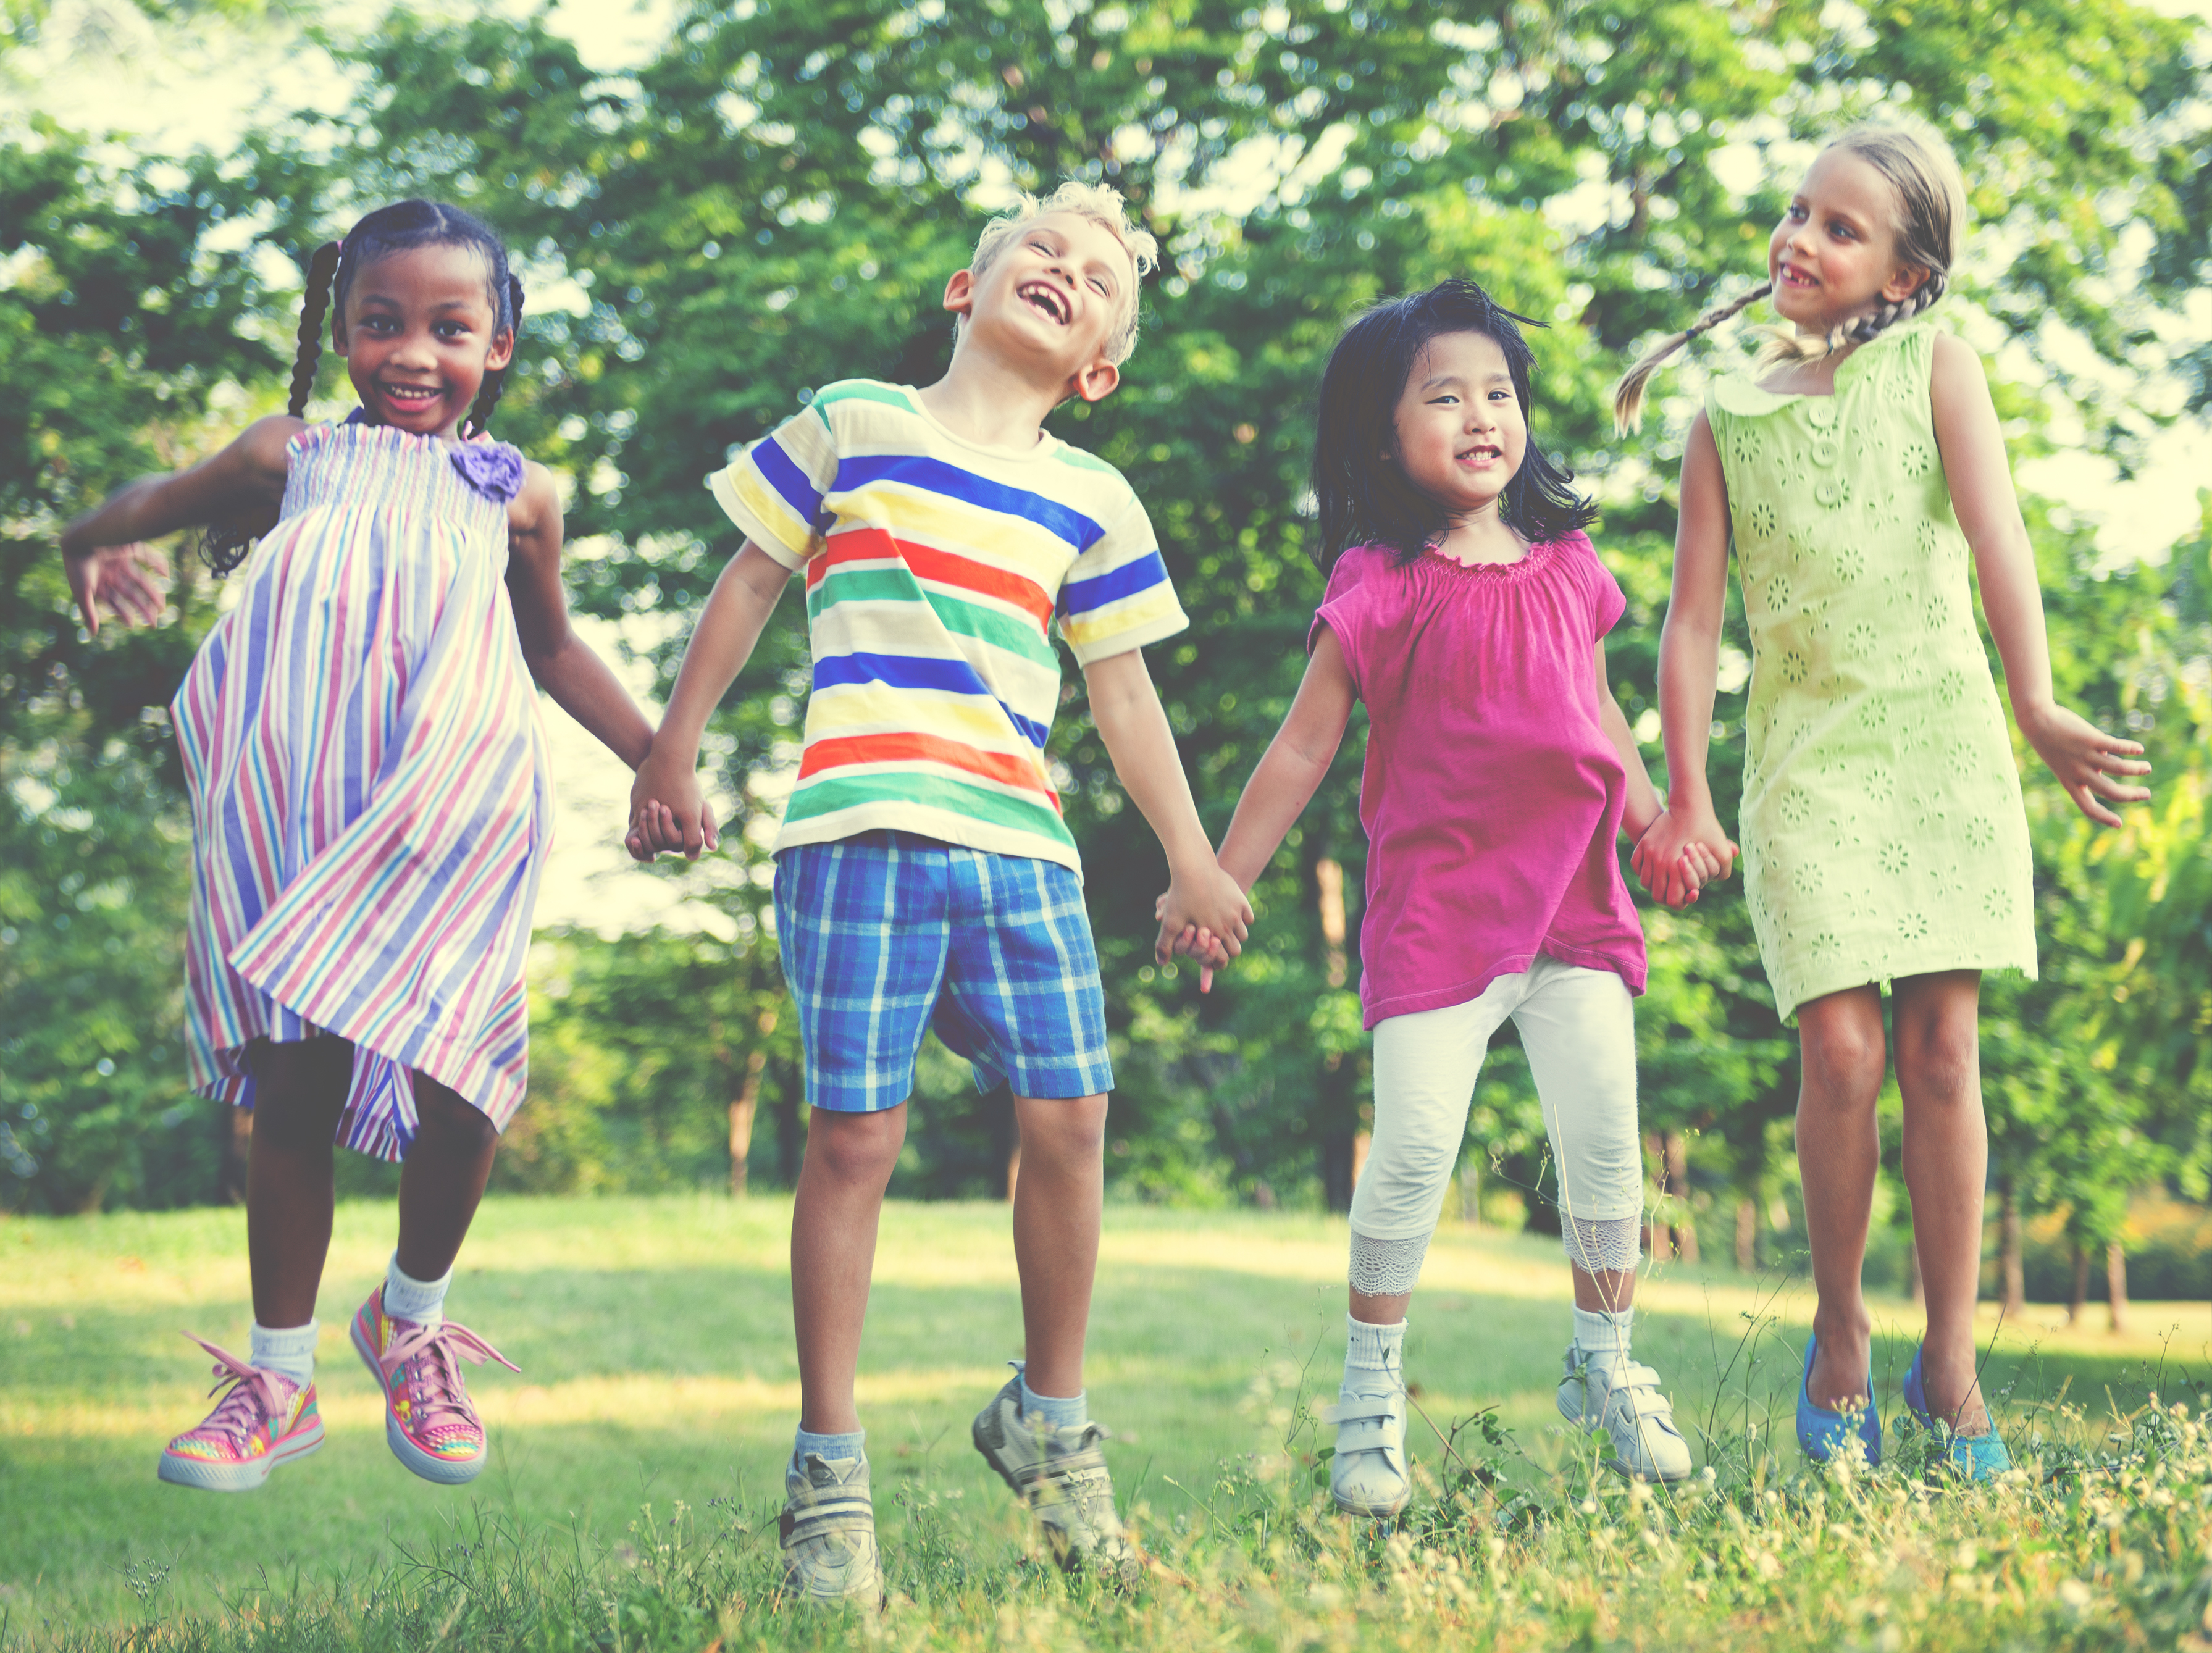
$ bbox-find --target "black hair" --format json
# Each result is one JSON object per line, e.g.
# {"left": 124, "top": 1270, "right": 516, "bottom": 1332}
{"left": 199, "top": 199, "right": 525, "bottom": 574}
{"left": 1310, "top": 277, "right": 1596, "bottom": 572}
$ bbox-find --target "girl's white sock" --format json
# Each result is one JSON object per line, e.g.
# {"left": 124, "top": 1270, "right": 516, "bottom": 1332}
{"left": 1345, "top": 1315, "right": 1406, "bottom": 1374}
{"left": 250, "top": 1319, "right": 318, "bottom": 1389}
{"left": 1572, "top": 1305, "right": 1633, "bottom": 1370}
{"left": 383, "top": 1253, "right": 452, "bottom": 1327}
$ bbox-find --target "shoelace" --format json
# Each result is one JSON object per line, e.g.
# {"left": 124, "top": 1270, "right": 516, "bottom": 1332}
{"left": 376, "top": 1317, "right": 520, "bottom": 1436}
{"left": 180, "top": 1333, "right": 293, "bottom": 1448}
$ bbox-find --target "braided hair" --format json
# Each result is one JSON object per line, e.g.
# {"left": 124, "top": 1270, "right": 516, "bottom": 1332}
{"left": 199, "top": 200, "right": 525, "bottom": 574}
{"left": 1312, "top": 278, "right": 1598, "bottom": 572}
{"left": 1611, "top": 120, "right": 1968, "bottom": 434}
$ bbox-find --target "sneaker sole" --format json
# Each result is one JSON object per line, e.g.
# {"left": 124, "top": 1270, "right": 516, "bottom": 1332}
{"left": 157, "top": 1418, "right": 324, "bottom": 1492}
{"left": 1556, "top": 1391, "right": 1693, "bottom": 1484}
{"left": 1330, "top": 1483, "right": 1410, "bottom": 1520}
{"left": 971, "top": 1408, "right": 1029, "bottom": 1501}
{"left": 350, "top": 1315, "right": 488, "bottom": 1486}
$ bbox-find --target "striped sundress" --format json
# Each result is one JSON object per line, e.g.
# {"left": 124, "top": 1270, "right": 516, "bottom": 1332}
{"left": 172, "top": 419, "right": 551, "bottom": 1160}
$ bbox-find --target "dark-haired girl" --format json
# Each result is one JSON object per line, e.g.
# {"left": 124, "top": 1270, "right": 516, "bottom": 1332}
{"left": 1185, "top": 279, "right": 1706, "bottom": 1510}
{"left": 60, "top": 201, "right": 664, "bottom": 1492}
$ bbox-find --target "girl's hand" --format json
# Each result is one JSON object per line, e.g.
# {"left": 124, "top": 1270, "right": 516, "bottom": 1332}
{"left": 2016, "top": 700, "right": 2151, "bottom": 827}
{"left": 625, "top": 747, "right": 718, "bottom": 861}
{"left": 1154, "top": 864, "right": 1249, "bottom": 978}
{"left": 1632, "top": 806, "right": 1737, "bottom": 910}
{"left": 63, "top": 542, "right": 170, "bottom": 635}
{"left": 1154, "top": 913, "right": 1231, "bottom": 993}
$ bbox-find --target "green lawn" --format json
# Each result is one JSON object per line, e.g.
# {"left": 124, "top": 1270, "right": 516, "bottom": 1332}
{"left": 4, "top": 1195, "right": 2208, "bottom": 1649}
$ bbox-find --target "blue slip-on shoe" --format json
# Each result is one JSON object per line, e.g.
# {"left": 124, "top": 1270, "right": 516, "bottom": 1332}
{"left": 1798, "top": 1332, "right": 1882, "bottom": 1467}
{"left": 1901, "top": 1344, "right": 2012, "bottom": 1481}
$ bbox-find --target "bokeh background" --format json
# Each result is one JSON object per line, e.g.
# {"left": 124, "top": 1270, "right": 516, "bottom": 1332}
{"left": 4, "top": 0, "right": 2211, "bottom": 1318}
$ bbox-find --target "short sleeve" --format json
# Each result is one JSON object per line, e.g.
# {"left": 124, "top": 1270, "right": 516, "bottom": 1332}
{"left": 1056, "top": 493, "right": 1188, "bottom": 664}
{"left": 705, "top": 399, "right": 840, "bottom": 573}
{"left": 1575, "top": 533, "right": 1627, "bottom": 640}
{"left": 1310, "top": 548, "right": 1373, "bottom": 695}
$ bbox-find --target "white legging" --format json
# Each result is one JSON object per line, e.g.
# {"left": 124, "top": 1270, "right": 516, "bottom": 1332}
{"left": 1347, "top": 954, "right": 1643, "bottom": 1297}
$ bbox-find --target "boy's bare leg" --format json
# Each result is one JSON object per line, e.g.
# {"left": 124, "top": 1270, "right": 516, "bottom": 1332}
{"left": 791, "top": 1104, "right": 907, "bottom": 1435}
{"left": 1010, "top": 1092, "right": 1107, "bottom": 1399}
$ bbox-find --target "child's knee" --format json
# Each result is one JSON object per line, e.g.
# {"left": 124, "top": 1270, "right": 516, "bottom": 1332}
{"left": 806, "top": 1107, "right": 907, "bottom": 1185}
{"left": 1896, "top": 1018, "right": 1979, "bottom": 1103}
{"left": 1799, "top": 1015, "right": 1885, "bottom": 1103}
{"left": 412, "top": 1085, "right": 500, "bottom": 1157}
{"left": 1015, "top": 1094, "right": 1107, "bottom": 1166}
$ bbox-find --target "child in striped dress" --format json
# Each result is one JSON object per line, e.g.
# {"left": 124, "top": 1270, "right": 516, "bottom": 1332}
{"left": 59, "top": 201, "right": 665, "bottom": 1492}
{"left": 628, "top": 181, "right": 1252, "bottom": 1602}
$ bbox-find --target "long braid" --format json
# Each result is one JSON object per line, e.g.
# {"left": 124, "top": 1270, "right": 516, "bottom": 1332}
{"left": 1611, "top": 282, "right": 1773, "bottom": 434}
{"left": 463, "top": 274, "right": 526, "bottom": 439}
{"left": 198, "top": 240, "right": 343, "bottom": 575}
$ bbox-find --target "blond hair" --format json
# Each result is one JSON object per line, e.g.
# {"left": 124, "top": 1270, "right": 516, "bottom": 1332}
{"left": 970, "top": 180, "right": 1159, "bottom": 365}
{"left": 1612, "top": 120, "right": 1969, "bottom": 432}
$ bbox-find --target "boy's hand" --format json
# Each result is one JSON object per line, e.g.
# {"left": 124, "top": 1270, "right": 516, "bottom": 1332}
{"left": 626, "top": 746, "right": 718, "bottom": 861}
{"left": 1155, "top": 861, "right": 1249, "bottom": 976}
{"left": 64, "top": 542, "right": 170, "bottom": 635}
{"left": 1632, "top": 805, "right": 1735, "bottom": 910}
{"left": 2016, "top": 699, "right": 2151, "bottom": 828}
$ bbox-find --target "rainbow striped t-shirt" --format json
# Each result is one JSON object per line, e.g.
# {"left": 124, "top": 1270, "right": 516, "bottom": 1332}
{"left": 708, "top": 380, "right": 1188, "bottom": 873}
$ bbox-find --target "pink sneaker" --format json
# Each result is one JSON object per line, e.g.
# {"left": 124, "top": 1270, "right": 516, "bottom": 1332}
{"left": 350, "top": 1287, "right": 519, "bottom": 1484}
{"left": 157, "top": 1334, "right": 324, "bottom": 1492}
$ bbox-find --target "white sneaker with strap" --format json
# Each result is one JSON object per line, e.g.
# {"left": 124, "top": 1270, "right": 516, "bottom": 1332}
{"left": 1557, "top": 1344, "right": 1694, "bottom": 1483}
{"left": 779, "top": 1452, "right": 884, "bottom": 1607}
{"left": 1326, "top": 1363, "right": 1411, "bottom": 1519}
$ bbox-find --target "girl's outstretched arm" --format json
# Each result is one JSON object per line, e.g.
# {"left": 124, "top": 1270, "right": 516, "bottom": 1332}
{"left": 1930, "top": 332, "right": 2151, "bottom": 826}
{"left": 624, "top": 542, "right": 794, "bottom": 859}
{"left": 1213, "top": 624, "right": 1357, "bottom": 893}
{"left": 59, "top": 416, "right": 299, "bottom": 632}
{"left": 1632, "top": 409, "right": 1739, "bottom": 906}
{"left": 1592, "top": 637, "right": 1716, "bottom": 908}
{"left": 505, "top": 462, "right": 660, "bottom": 777}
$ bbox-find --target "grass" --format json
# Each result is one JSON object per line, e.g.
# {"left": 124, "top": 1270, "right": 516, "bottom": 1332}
{"left": 3, "top": 1195, "right": 2209, "bottom": 1649}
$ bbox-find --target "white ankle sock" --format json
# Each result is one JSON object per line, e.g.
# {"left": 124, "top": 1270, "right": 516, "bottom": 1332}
{"left": 382, "top": 1254, "right": 451, "bottom": 1327}
{"left": 1345, "top": 1315, "right": 1406, "bottom": 1375}
{"left": 1572, "top": 1305, "right": 1633, "bottom": 1368}
{"left": 251, "top": 1320, "right": 318, "bottom": 1389}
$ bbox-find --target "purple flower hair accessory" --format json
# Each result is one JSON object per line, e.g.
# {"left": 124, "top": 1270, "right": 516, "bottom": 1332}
{"left": 450, "top": 441, "right": 526, "bottom": 503}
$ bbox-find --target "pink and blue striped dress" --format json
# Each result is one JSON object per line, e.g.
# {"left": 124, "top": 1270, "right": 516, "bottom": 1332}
{"left": 172, "top": 419, "right": 551, "bottom": 1160}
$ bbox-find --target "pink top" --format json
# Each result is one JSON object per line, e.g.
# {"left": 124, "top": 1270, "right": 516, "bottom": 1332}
{"left": 1311, "top": 532, "right": 1646, "bottom": 1028}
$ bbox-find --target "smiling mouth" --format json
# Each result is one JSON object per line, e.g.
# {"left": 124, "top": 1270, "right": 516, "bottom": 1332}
{"left": 1016, "top": 281, "right": 1071, "bottom": 327}
{"left": 1457, "top": 444, "right": 1506, "bottom": 464}
{"left": 1777, "top": 262, "right": 1819, "bottom": 289}
{"left": 379, "top": 382, "right": 443, "bottom": 409}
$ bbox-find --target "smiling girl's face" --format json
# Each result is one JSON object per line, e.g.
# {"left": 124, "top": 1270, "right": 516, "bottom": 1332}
{"left": 1769, "top": 146, "right": 1928, "bottom": 333}
{"left": 1389, "top": 330, "right": 1527, "bottom": 522}
{"left": 333, "top": 243, "right": 513, "bottom": 440}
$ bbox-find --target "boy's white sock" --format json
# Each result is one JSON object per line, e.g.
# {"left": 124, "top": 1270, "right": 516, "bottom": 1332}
{"left": 250, "top": 1320, "right": 318, "bottom": 1389}
{"left": 1345, "top": 1315, "right": 1406, "bottom": 1375}
{"left": 383, "top": 1253, "right": 451, "bottom": 1328}
{"left": 1019, "top": 1373, "right": 1087, "bottom": 1433}
{"left": 1572, "top": 1305, "right": 1633, "bottom": 1370}
{"left": 792, "top": 1426, "right": 866, "bottom": 1474}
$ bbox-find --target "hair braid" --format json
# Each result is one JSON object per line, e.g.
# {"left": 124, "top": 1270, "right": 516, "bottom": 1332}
{"left": 1846, "top": 272, "right": 1946, "bottom": 346}
{"left": 1610, "top": 282, "right": 1773, "bottom": 434}
{"left": 285, "top": 240, "right": 343, "bottom": 417}
{"left": 463, "top": 275, "right": 526, "bottom": 439}
{"left": 198, "top": 240, "right": 343, "bottom": 575}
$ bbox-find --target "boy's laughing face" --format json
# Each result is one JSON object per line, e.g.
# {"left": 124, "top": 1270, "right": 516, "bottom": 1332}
{"left": 944, "top": 210, "right": 1133, "bottom": 403}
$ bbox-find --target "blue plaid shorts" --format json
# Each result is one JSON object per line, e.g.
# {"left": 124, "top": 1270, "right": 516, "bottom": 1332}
{"left": 774, "top": 831, "right": 1115, "bottom": 1113}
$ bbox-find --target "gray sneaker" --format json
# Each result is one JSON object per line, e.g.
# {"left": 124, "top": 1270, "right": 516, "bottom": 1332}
{"left": 971, "top": 1372, "right": 1140, "bottom": 1583}
{"left": 777, "top": 1452, "right": 883, "bottom": 1607}
{"left": 1556, "top": 1346, "right": 1694, "bottom": 1483}
{"left": 1326, "top": 1363, "right": 1411, "bottom": 1519}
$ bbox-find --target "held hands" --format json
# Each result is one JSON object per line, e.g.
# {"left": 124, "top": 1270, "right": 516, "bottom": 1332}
{"left": 1631, "top": 804, "right": 1736, "bottom": 911}
{"left": 1152, "top": 860, "right": 1252, "bottom": 992}
{"left": 2017, "top": 700, "right": 2152, "bottom": 829}
{"left": 62, "top": 542, "right": 170, "bottom": 635}
{"left": 624, "top": 745, "right": 721, "bottom": 861}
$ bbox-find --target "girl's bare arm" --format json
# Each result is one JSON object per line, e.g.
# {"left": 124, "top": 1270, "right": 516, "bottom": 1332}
{"left": 1632, "top": 409, "right": 1738, "bottom": 903}
{"left": 504, "top": 461, "right": 658, "bottom": 772}
{"left": 1213, "top": 626, "right": 1357, "bottom": 890}
{"left": 1930, "top": 332, "right": 2149, "bottom": 826}
{"left": 59, "top": 416, "right": 299, "bottom": 632}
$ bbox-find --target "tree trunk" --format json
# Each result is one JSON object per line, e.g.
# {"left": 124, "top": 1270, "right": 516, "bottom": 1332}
{"left": 1735, "top": 1197, "right": 1757, "bottom": 1271}
{"left": 1998, "top": 1176, "right": 2025, "bottom": 1318}
{"left": 1645, "top": 1132, "right": 1666, "bottom": 1257}
{"left": 1320, "top": 1130, "right": 1356, "bottom": 1213}
{"left": 727, "top": 1050, "right": 765, "bottom": 1198}
{"left": 222, "top": 1105, "right": 253, "bottom": 1205}
{"left": 1462, "top": 1156, "right": 1482, "bottom": 1228}
{"left": 1314, "top": 857, "right": 1348, "bottom": 989}
{"left": 2107, "top": 1241, "right": 2129, "bottom": 1333}
{"left": 1907, "top": 1236, "right": 1925, "bottom": 1309}
{"left": 1350, "top": 1129, "right": 1370, "bottom": 1191}
{"left": 2067, "top": 1239, "right": 2090, "bottom": 1326}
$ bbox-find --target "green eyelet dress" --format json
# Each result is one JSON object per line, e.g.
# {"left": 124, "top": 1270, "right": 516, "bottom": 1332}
{"left": 1706, "top": 317, "right": 2035, "bottom": 1021}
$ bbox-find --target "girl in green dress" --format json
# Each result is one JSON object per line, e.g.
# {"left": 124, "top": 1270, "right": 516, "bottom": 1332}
{"left": 1617, "top": 122, "right": 2150, "bottom": 1478}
